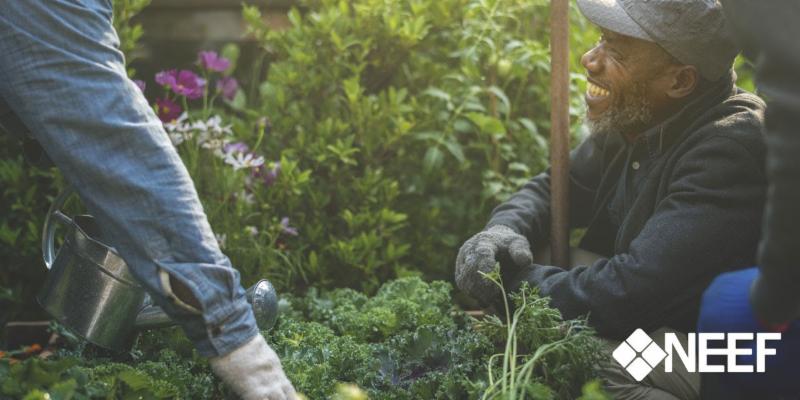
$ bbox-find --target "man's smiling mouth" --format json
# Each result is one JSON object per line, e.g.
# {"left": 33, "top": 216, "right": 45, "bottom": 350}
{"left": 587, "top": 81, "right": 610, "bottom": 98}
{"left": 584, "top": 79, "right": 613, "bottom": 119}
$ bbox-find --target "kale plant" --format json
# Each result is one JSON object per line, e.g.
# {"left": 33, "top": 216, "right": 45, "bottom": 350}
{"left": 1, "top": 277, "right": 606, "bottom": 399}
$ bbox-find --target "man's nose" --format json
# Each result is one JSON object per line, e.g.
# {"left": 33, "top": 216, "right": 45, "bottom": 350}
{"left": 581, "top": 46, "right": 603, "bottom": 75}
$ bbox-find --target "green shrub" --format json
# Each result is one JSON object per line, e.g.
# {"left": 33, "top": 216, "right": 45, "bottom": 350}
{"left": 224, "top": 0, "right": 594, "bottom": 293}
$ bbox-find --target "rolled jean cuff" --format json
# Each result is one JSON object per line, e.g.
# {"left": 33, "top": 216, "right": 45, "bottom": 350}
{"left": 185, "top": 299, "right": 261, "bottom": 357}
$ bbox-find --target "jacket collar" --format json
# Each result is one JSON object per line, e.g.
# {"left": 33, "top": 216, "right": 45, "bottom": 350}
{"left": 635, "top": 71, "right": 737, "bottom": 160}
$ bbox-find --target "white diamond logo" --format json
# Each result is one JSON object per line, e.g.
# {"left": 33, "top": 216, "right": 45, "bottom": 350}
{"left": 612, "top": 342, "right": 637, "bottom": 367}
{"left": 627, "top": 358, "right": 653, "bottom": 382}
{"left": 626, "top": 329, "right": 652, "bottom": 352}
{"left": 612, "top": 329, "right": 666, "bottom": 382}
{"left": 642, "top": 342, "right": 667, "bottom": 368}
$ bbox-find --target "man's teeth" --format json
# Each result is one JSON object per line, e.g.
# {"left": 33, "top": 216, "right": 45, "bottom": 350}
{"left": 587, "top": 82, "right": 610, "bottom": 97}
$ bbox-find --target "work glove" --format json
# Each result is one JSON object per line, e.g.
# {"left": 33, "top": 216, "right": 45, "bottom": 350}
{"left": 455, "top": 225, "right": 533, "bottom": 305}
{"left": 210, "top": 334, "right": 298, "bottom": 400}
{"left": 697, "top": 267, "right": 800, "bottom": 397}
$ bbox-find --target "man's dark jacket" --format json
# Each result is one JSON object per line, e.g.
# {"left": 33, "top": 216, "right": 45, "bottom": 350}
{"left": 488, "top": 75, "right": 766, "bottom": 339}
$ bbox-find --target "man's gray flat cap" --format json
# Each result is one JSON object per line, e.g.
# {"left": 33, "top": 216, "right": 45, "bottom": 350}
{"left": 576, "top": 0, "right": 740, "bottom": 81}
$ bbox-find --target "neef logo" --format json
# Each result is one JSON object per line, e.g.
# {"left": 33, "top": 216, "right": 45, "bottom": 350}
{"left": 665, "top": 332, "right": 781, "bottom": 373}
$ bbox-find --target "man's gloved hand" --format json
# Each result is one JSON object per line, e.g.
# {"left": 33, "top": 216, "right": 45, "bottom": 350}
{"left": 455, "top": 225, "right": 533, "bottom": 305}
{"left": 210, "top": 334, "right": 298, "bottom": 400}
{"left": 698, "top": 267, "right": 800, "bottom": 396}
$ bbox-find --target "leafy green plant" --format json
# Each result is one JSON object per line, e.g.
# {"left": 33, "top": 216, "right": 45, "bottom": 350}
{"left": 476, "top": 269, "right": 603, "bottom": 399}
{"left": 1, "top": 278, "right": 605, "bottom": 399}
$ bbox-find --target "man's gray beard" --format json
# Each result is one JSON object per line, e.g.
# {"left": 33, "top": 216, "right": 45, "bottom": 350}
{"left": 587, "top": 83, "right": 654, "bottom": 136}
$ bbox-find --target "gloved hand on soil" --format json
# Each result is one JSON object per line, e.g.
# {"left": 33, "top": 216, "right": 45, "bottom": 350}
{"left": 210, "top": 334, "right": 298, "bottom": 400}
{"left": 455, "top": 225, "right": 533, "bottom": 305}
{"left": 698, "top": 267, "right": 800, "bottom": 397}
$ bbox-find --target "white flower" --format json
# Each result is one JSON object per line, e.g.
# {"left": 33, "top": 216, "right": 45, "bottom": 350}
{"left": 201, "top": 138, "right": 226, "bottom": 153}
{"left": 168, "top": 132, "right": 187, "bottom": 146}
{"left": 164, "top": 112, "right": 190, "bottom": 133}
{"left": 224, "top": 152, "right": 265, "bottom": 171}
{"left": 206, "top": 115, "right": 233, "bottom": 135}
{"left": 164, "top": 113, "right": 193, "bottom": 145}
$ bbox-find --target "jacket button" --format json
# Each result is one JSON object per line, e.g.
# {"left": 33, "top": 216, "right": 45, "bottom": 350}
{"left": 632, "top": 161, "right": 640, "bottom": 170}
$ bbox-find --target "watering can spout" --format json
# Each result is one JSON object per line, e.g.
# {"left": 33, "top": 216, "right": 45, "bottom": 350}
{"left": 134, "top": 279, "right": 280, "bottom": 331}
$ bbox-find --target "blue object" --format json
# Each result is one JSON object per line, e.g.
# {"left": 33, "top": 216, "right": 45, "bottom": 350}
{"left": 698, "top": 267, "right": 800, "bottom": 397}
{"left": 0, "top": 1, "right": 257, "bottom": 357}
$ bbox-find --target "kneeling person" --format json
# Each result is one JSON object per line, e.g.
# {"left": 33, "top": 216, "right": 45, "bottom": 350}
{"left": 455, "top": 1, "right": 766, "bottom": 399}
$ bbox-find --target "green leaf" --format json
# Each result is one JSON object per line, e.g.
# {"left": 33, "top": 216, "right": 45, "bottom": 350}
{"left": 465, "top": 112, "right": 505, "bottom": 136}
{"left": 487, "top": 86, "right": 510, "bottom": 115}
{"left": 442, "top": 140, "right": 466, "bottom": 164}
{"left": 423, "top": 146, "right": 444, "bottom": 173}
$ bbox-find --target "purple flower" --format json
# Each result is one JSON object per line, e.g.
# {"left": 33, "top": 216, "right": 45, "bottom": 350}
{"left": 173, "top": 70, "right": 206, "bottom": 100}
{"left": 280, "top": 217, "right": 299, "bottom": 237}
{"left": 224, "top": 141, "right": 249, "bottom": 154}
{"left": 253, "top": 161, "right": 281, "bottom": 187}
{"left": 133, "top": 79, "right": 146, "bottom": 92}
{"left": 216, "top": 77, "right": 239, "bottom": 100}
{"left": 155, "top": 97, "right": 182, "bottom": 123}
{"left": 155, "top": 70, "right": 177, "bottom": 87}
{"left": 198, "top": 51, "right": 230, "bottom": 72}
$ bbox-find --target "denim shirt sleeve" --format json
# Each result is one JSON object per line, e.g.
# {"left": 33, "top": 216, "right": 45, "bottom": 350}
{"left": 0, "top": 1, "right": 257, "bottom": 357}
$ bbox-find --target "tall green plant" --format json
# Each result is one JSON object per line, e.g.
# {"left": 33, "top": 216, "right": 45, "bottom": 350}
{"left": 113, "top": 0, "right": 152, "bottom": 77}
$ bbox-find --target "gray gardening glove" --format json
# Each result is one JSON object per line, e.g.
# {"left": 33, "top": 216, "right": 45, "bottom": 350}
{"left": 455, "top": 225, "right": 533, "bottom": 305}
{"left": 210, "top": 334, "right": 298, "bottom": 400}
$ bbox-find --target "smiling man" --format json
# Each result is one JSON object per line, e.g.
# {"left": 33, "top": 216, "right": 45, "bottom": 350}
{"left": 455, "top": 0, "right": 767, "bottom": 398}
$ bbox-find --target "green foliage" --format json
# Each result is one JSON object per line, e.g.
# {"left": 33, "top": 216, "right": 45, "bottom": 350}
{"left": 232, "top": 0, "right": 595, "bottom": 292}
{"left": 271, "top": 278, "right": 492, "bottom": 399}
{"left": 0, "top": 346, "right": 222, "bottom": 399}
{"left": 271, "top": 277, "right": 603, "bottom": 399}
{"left": 0, "top": 145, "right": 62, "bottom": 329}
{"left": 113, "top": 0, "right": 152, "bottom": 76}
{"left": 476, "top": 279, "right": 603, "bottom": 399}
{"left": 1, "top": 278, "right": 605, "bottom": 399}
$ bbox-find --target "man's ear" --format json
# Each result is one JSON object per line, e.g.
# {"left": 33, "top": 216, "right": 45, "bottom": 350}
{"left": 666, "top": 65, "right": 699, "bottom": 99}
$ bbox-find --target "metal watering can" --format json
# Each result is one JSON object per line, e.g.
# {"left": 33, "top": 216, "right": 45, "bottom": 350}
{"left": 37, "top": 189, "right": 279, "bottom": 352}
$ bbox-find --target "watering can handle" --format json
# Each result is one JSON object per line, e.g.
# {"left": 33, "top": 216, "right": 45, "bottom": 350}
{"left": 42, "top": 188, "right": 75, "bottom": 270}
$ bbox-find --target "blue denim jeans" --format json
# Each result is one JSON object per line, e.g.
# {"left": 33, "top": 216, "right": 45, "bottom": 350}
{"left": 0, "top": 0, "right": 257, "bottom": 357}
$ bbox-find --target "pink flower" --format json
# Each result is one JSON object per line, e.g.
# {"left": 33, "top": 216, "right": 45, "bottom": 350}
{"left": 155, "top": 70, "right": 177, "bottom": 87}
{"left": 155, "top": 97, "right": 182, "bottom": 123}
{"left": 155, "top": 70, "right": 204, "bottom": 99}
{"left": 133, "top": 80, "right": 146, "bottom": 92}
{"left": 216, "top": 77, "right": 238, "bottom": 100}
{"left": 280, "top": 217, "right": 299, "bottom": 236}
{"left": 198, "top": 51, "right": 230, "bottom": 72}
{"left": 172, "top": 70, "right": 206, "bottom": 100}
